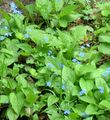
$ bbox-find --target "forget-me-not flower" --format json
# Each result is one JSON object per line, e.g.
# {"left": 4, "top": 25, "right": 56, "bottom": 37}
{"left": 58, "top": 63, "right": 64, "bottom": 68}
{"left": 46, "top": 81, "right": 51, "bottom": 87}
{"left": 4, "top": 32, "right": 12, "bottom": 37}
{"left": 79, "top": 52, "right": 85, "bottom": 57}
{"left": 0, "top": 36, "right": 6, "bottom": 41}
{"left": 10, "top": 2, "right": 22, "bottom": 14}
{"left": 48, "top": 50, "right": 52, "bottom": 56}
{"left": 64, "top": 110, "right": 70, "bottom": 115}
{"left": 98, "top": 86, "right": 104, "bottom": 93}
{"left": 81, "top": 112, "right": 89, "bottom": 118}
{"left": 72, "top": 58, "right": 81, "bottom": 64}
{"left": 81, "top": 45, "right": 85, "bottom": 49}
{"left": 79, "top": 89, "right": 87, "bottom": 96}
{"left": 47, "top": 62, "right": 54, "bottom": 68}
{"left": 24, "top": 33, "right": 30, "bottom": 39}
{"left": 102, "top": 67, "right": 110, "bottom": 77}
{"left": 86, "top": 43, "right": 90, "bottom": 47}
{"left": 62, "top": 85, "right": 66, "bottom": 90}
{"left": 44, "top": 36, "right": 48, "bottom": 43}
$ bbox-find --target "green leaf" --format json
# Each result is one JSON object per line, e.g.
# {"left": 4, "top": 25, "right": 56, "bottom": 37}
{"left": 7, "top": 108, "right": 18, "bottom": 120}
{"left": 62, "top": 66, "right": 76, "bottom": 83}
{"left": 99, "top": 35, "right": 110, "bottom": 43}
{"left": 85, "top": 104, "right": 98, "bottom": 115}
{"left": 59, "top": 5, "right": 76, "bottom": 18}
{"left": 0, "top": 95, "right": 9, "bottom": 104}
{"left": 48, "top": 95, "right": 59, "bottom": 106}
{"left": 79, "top": 96, "right": 96, "bottom": 104}
{"left": 54, "top": 0, "right": 64, "bottom": 12}
{"left": 99, "top": 100, "right": 110, "bottom": 110}
{"left": 98, "top": 43, "right": 110, "bottom": 55}
{"left": 95, "top": 78, "right": 109, "bottom": 93}
{"left": 9, "top": 92, "right": 24, "bottom": 114}
{"left": 79, "top": 78, "right": 94, "bottom": 92}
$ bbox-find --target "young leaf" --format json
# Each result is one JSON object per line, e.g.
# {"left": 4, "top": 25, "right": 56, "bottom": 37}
{"left": 47, "top": 95, "right": 59, "bottom": 106}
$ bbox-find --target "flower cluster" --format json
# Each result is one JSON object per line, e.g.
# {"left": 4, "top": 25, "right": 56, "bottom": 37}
{"left": 98, "top": 86, "right": 104, "bottom": 93}
{"left": 79, "top": 89, "right": 87, "bottom": 96}
{"left": 64, "top": 110, "right": 70, "bottom": 115}
{"left": 10, "top": 2, "right": 22, "bottom": 14}
{"left": 72, "top": 58, "right": 81, "bottom": 64}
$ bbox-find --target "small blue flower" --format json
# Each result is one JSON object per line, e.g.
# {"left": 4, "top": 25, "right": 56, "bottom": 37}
{"left": 79, "top": 52, "right": 85, "bottom": 57}
{"left": 56, "top": 0, "right": 61, "bottom": 2}
{"left": 86, "top": 43, "right": 90, "bottom": 47}
{"left": 58, "top": 63, "right": 64, "bottom": 68}
{"left": 102, "top": 72, "right": 108, "bottom": 77}
{"left": 4, "top": 32, "right": 12, "bottom": 37}
{"left": 79, "top": 89, "right": 87, "bottom": 96}
{"left": 81, "top": 112, "right": 89, "bottom": 118}
{"left": 46, "top": 81, "right": 51, "bottom": 87}
{"left": 48, "top": 50, "right": 52, "bottom": 56}
{"left": 10, "top": 2, "right": 17, "bottom": 10}
{"left": 24, "top": 33, "right": 30, "bottom": 39}
{"left": 77, "top": 61, "right": 81, "bottom": 64}
{"left": 13, "top": 9, "right": 22, "bottom": 14}
{"left": 64, "top": 110, "right": 70, "bottom": 115}
{"left": 0, "top": 36, "right": 6, "bottom": 41}
{"left": 44, "top": 36, "right": 48, "bottom": 43}
{"left": 81, "top": 45, "right": 85, "bottom": 49}
{"left": 72, "top": 58, "right": 77, "bottom": 62}
{"left": 4, "top": 26, "right": 8, "bottom": 30}
{"left": 47, "top": 63, "right": 54, "bottom": 68}
{"left": 62, "top": 85, "right": 66, "bottom": 90}
{"left": 98, "top": 86, "right": 104, "bottom": 93}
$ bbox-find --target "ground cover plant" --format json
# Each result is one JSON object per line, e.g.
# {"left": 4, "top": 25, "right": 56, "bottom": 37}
{"left": 0, "top": 0, "right": 110, "bottom": 119}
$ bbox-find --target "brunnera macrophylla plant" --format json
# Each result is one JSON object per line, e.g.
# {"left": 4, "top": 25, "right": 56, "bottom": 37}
{"left": 0, "top": 0, "right": 110, "bottom": 120}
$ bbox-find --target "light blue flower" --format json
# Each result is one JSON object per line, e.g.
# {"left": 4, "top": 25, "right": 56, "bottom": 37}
{"left": 56, "top": 0, "right": 61, "bottom": 2}
{"left": 10, "top": 2, "right": 17, "bottom": 10}
{"left": 48, "top": 50, "right": 52, "bottom": 56}
{"left": 81, "top": 45, "right": 85, "bottom": 49}
{"left": 47, "top": 63, "right": 54, "bottom": 68}
{"left": 64, "top": 110, "right": 70, "bottom": 115}
{"left": 4, "top": 32, "right": 12, "bottom": 37}
{"left": 44, "top": 36, "right": 48, "bottom": 43}
{"left": 0, "top": 36, "right": 6, "bottom": 41}
{"left": 4, "top": 26, "right": 8, "bottom": 30}
{"left": 81, "top": 112, "right": 89, "bottom": 118}
{"left": 62, "top": 85, "right": 66, "bottom": 90}
{"left": 58, "top": 63, "right": 64, "bottom": 68}
{"left": 79, "top": 52, "right": 85, "bottom": 57}
{"left": 72, "top": 58, "right": 77, "bottom": 62}
{"left": 98, "top": 86, "right": 104, "bottom": 93}
{"left": 79, "top": 89, "right": 87, "bottom": 96}
{"left": 24, "top": 33, "right": 30, "bottom": 39}
{"left": 13, "top": 9, "right": 22, "bottom": 14}
{"left": 77, "top": 61, "right": 81, "bottom": 64}
{"left": 46, "top": 81, "right": 51, "bottom": 87}
{"left": 86, "top": 43, "right": 90, "bottom": 47}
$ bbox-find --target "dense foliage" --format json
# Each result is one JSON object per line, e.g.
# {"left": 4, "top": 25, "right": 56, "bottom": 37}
{"left": 0, "top": 0, "right": 110, "bottom": 120}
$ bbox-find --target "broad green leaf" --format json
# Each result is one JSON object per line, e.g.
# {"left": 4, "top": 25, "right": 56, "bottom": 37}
{"left": 98, "top": 43, "right": 110, "bottom": 55}
{"left": 99, "top": 35, "right": 110, "bottom": 43}
{"left": 85, "top": 104, "right": 98, "bottom": 115}
{"left": 0, "top": 95, "right": 9, "bottom": 104}
{"left": 79, "top": 78, "right": 94, "bottom": 92}
{"left": 35, "top": 0, "right": 52, "bottom": 19}
{"left": 55, "top": 0, "right": 64, "bottom": 12}
{"left": 59, "top": 5, "right": 76, "bottom": 18}
{"left": 79, "top": 96, "right": 96, "bottom": 104}
{"left": 7, "top": 108, "right": 18, "bottom": 120}
{"left": 62, "top": 66, "right": 76, "bottom": 83}
{"left": 9, "top": 92, "right": 24, "bottom": 114}
{"left": 99, "top": 100, "right": 110, "bottom": 110}
{"left": 48, "top": 95, "right": 59, "bottom": 106}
